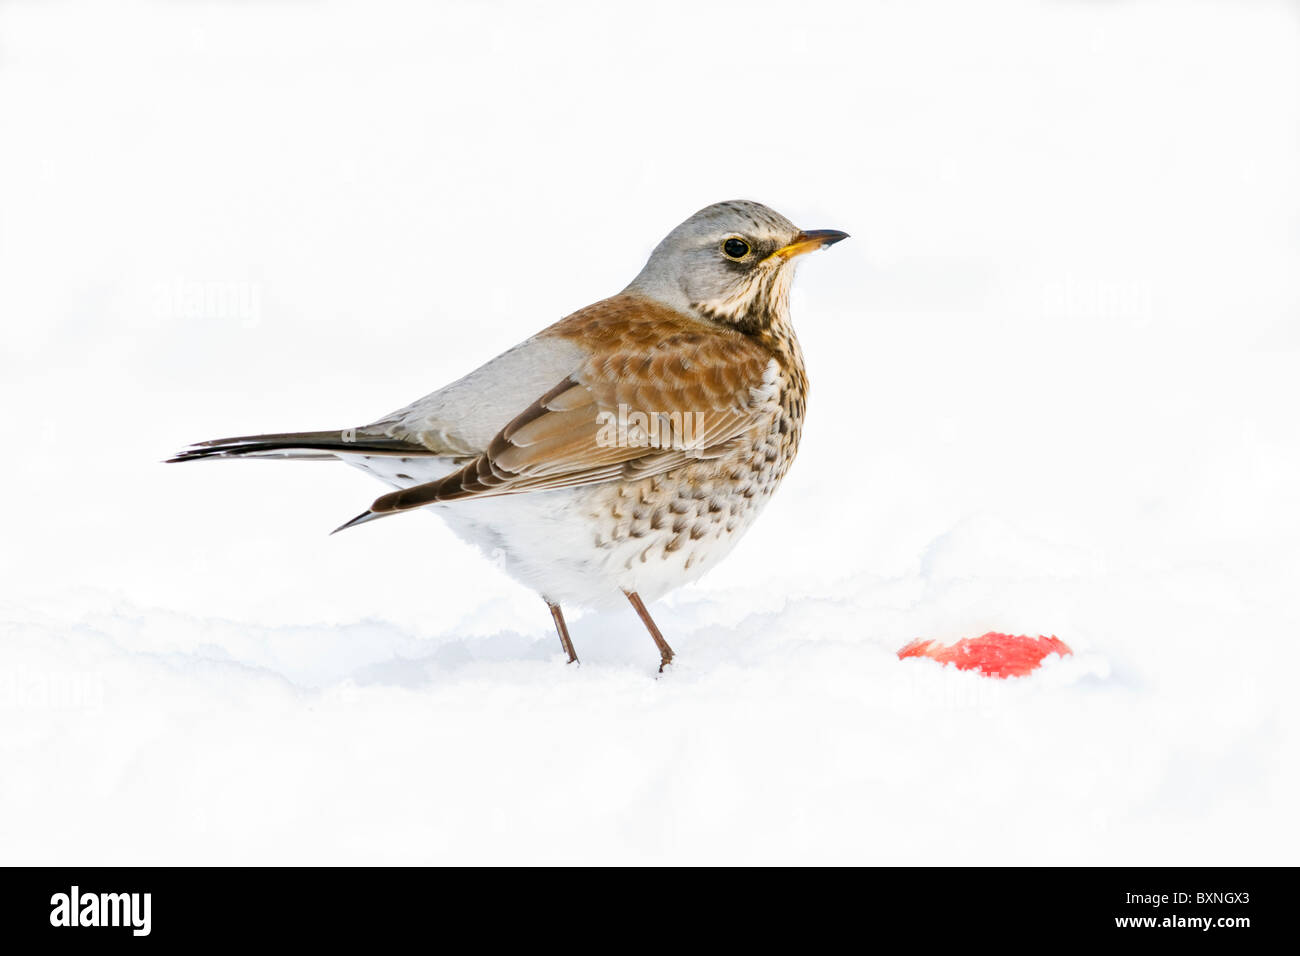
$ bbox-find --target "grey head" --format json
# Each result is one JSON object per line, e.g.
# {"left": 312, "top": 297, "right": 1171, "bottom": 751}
{"left": 624, "top": 199, "right": 848, "bottom": 334}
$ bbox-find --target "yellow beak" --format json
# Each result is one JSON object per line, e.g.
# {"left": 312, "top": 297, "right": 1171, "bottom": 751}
{"left": 772, "top": 229, "right": 850, "bottom": 260}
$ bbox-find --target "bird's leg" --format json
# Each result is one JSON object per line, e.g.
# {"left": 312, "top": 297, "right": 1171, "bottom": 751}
{"left": 624, "top": 590, "right": 674, "bottom": 672}
{"left": 547, "top": 601, "right": 579, "bottom": 664}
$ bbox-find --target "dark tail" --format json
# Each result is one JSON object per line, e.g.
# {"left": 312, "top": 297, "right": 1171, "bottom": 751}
{"left": 166, "top": 429, "right": 435, "bottom": 463}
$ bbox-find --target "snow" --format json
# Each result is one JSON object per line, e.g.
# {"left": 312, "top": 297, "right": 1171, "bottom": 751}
{"left": 1, "top": 0, "right": 1297, "bottom": 864}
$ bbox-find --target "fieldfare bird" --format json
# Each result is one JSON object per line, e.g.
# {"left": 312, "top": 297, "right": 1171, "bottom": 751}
{"left": 171, "top": 200, "right": 848, "bottom": 669}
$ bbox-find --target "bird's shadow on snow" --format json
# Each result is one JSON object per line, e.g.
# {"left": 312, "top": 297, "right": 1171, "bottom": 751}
{"left": 345, "top": 607, "right": 721, "bottom": 687}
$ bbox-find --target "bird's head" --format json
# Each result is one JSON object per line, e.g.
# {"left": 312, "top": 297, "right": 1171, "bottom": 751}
{"left": 625, "top": 199, "right": 848, "bottom": 335}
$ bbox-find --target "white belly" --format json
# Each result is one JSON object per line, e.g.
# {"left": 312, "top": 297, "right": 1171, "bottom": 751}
{"left": 341, "top": 453, "right": 762, "bottom": 609}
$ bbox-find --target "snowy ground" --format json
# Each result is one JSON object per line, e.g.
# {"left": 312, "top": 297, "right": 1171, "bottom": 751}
{"left": 1, "top": 1, "right": 1297, "bottom": 864}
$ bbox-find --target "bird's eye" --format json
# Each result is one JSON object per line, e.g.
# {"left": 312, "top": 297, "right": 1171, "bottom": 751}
{"left": 723, "top": 238, "right": 751, "bottom": 259}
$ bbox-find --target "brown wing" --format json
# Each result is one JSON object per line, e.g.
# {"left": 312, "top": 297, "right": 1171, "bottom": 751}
{"left": 363, "top": 305, "right": 779, "bottom": 517}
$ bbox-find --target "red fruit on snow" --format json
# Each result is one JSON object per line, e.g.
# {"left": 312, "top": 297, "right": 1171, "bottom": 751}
{"left": 897, "top": 632, "right": 1072, "bottom": 679}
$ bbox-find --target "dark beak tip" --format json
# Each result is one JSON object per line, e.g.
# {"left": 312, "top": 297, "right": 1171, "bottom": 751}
{"left": 804, "top": 229, "right": 850, "bottom": 248}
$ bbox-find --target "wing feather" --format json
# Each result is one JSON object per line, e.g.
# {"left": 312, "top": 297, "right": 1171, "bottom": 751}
{"left": 360, "top": 300, "right": 781, "bottom": 518}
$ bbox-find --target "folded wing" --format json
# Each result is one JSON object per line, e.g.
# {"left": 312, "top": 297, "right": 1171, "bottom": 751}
{"left": 338, "top": 326, "right": 780, "bottom": 529}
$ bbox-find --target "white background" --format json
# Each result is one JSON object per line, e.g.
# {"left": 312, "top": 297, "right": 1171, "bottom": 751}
{"left": 1, "top": 0, "right": 1296, "bottom": 863}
